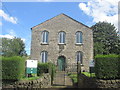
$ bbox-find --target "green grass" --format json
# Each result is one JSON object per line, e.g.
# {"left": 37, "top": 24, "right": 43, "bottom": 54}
{"left": 68, "top": 72, "right": 95, "bottom": 84}
{"left": 68, "top": 73, "right": 78, "bottom": 83}
{"left": 82, "top": 72, "right": 96, "bottom": 77}
{"left": 20, "top": 76, "right": 40, "bottom": 81}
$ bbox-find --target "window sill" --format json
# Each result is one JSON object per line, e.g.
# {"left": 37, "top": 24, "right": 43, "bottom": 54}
{"left": 77, "top": 62, "right": 84, "bottom": 66}
{"left": 81, "top": 64, "right": 84, "bottom": 66}
{"left": 41, "top": 43, "right": 49, "bottom": 45}
{"left": 75, "top": 43, "right": 83, "bottom": 46}
{"left": 58, "top": 43, "right": 66, "bottom": 45}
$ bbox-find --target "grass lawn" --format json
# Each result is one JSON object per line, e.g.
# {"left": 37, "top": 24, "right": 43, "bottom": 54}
{"left": 82, "top": 72, "right": 96, "bottom": 77}
{"left": 68, "top": 73, "right": 77, "bottom": 84}
{"left": 68, "top": 72, "right": 95, "bottom": 84}
{"left": 20, "top": 76, "right": 40, "bottom": 81}
{"left": 20, "top": 74, "right": 42, "bottom": 81}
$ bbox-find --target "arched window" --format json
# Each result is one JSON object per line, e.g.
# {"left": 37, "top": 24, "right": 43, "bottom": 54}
{"left": 76, "top": 31, "right": 83, "bottom": 44}
{"left": 76, "top": 51, "right": 83, "bottom": 64}
{"left": 42, "top": 31, "right": 49, "bottom": 44}
{"left": 59, "top": 31, "right": 65, "bottom": 44}
{"left": 41, "top": 51, "right": 48, "bottom": 63}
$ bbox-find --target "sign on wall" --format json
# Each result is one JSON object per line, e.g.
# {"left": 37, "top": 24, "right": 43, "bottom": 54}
{"left": 26, "top": 60, "right": 38, "bottom": 74}
{"left": 26, "top": 60, "right": 38, "bottom": 68}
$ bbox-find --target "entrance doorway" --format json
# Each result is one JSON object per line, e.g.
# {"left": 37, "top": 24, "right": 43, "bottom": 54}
{"left": 57, "top": 56, "right": 66, "bottom": 71}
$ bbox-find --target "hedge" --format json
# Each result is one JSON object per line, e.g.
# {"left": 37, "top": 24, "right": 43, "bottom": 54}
{"left": 37, "top": 62, "right": 56, "bottom": 76}
{"left": 37, "top": 63, "right": 49, "bottom": 76}
{"left": 2, "top": 56, "right": 25, "bottom": 80}
{"left": 95, "top": 54, "right": 120, "bottom": 79}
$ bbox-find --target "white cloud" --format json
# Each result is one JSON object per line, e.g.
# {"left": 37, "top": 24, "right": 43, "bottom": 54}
{"left": 0, "top": 10, "right": 17, "bottom": 24}
{"left": 0, "top": 34, "right": 14, "bottom": 39}
{"left": 0, "top": 34, "right": 26, "bottom": 42}
{"left": 79, "top": 0, "right": 118, "bottom": 29}
{"left": 21, "top": 38, "right": 26, "bottom": 42}
{"left": 0, "top": 29, "right": 25, "bottom": 42}
{"left": 9, "top": 29, "right": 16, "bottom": 36}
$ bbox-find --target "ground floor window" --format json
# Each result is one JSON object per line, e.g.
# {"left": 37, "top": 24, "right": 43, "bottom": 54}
{"left": 41, "top": 51, "right": 48, "bottom": 63}
{"left": 76, "top": 51, "right": 83, "bottom": 64}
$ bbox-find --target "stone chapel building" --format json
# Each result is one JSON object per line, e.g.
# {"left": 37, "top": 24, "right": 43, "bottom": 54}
{"left": 30, "top": 13, "right": 93, "bottom": 72}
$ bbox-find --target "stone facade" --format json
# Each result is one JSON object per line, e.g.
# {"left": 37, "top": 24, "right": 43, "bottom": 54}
{"left": 30, "top": 13, "right": 93, "bottom": 72}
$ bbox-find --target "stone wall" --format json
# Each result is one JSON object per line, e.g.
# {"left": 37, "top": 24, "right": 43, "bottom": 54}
{"left": 2, "top": 73, "right": 51, "bottom": 89}
{"left": 78, "top": 74, "right": 120, "bottom": 88}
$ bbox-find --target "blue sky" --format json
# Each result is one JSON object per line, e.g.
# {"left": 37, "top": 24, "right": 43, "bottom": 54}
{"left": 0, "top": 1, "right": 118, "bottom": 55}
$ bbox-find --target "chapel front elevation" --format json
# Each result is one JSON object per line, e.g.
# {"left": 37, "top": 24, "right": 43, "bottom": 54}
{"left": 30, "top": 13, "right": 93, "bottom": 72}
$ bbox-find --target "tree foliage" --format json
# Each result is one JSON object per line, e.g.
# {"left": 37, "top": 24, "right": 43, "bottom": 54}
{"left": 1, "top": 37, "right": 27, "bottom": 57}
{"left": 91, "top": 22, "right": 120, "bottom": 56}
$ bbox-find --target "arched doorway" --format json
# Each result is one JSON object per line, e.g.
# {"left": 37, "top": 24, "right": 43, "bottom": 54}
{"left": 57, "top": 56, "right": 66, "bottom": 71}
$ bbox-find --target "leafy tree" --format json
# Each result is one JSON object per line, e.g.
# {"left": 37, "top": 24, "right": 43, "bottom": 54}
{"left": 1, "top": 37, "right": 27, "bottom": 57}
{"left": 91, "top": 22, "right": 120, "bottom": 56}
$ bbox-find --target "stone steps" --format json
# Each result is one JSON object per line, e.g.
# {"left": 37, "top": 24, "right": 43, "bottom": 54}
{"left": 51, "top": 71, "right": 74, "bottom": 88}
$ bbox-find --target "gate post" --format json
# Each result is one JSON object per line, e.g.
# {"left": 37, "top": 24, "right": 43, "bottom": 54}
{"left": 77, "top": 61, "right": 81, "bottom": 87}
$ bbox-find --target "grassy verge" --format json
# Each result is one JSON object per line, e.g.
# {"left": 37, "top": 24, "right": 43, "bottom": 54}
{"left": 68, "top": 73, "right": 77, "bottom": 84}
{"left": 20, "top": 76, "right": 40, "bottom": 81}
{"left": 82, "top": 72, "right": 96, "bottom": 77}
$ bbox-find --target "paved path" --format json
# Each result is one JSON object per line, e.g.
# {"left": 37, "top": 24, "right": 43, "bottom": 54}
{"left": 51, "top": 71, "right": 74, "bottom": 88}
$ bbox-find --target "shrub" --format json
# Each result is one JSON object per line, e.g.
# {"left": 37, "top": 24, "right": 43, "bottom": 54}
{"left": 82, "top": 72, "right": 95, "bottom": 77}
{"left": 48, "top": 62, "right": 56, "bottom": 84}
{"left": 95, "top": 54, "right": 120, "bottom": 79}
{"left": 68, "top": 73, "right": 78, "bottom": 84}
{"left": 37, "top": 62, "right": 56, "bottom": 84}
{"left": 2, "top": 56, "right": 25, "bottom": 80}
{"left": 37, "top": 63, "right": 49, "bottom": 76}
{"left": 37, "top": 62, "right": 56, "bottom": 76}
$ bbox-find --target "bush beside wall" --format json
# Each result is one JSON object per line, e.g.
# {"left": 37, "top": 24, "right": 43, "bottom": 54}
{"left": 37, "top": 62, "right": 56, "bottom": 84}
{"left": 95, "top": 54, "right": 120, "bottom": 79}
{"left": 2, "top": 56, "right": 25, "bottom": 80}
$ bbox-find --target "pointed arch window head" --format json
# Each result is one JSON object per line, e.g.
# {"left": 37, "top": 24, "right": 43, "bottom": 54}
{"left": 41, "top": 51, "right": 48, "bottom": 63}
{"left": 76, "top": 51, "right": 83, "bottom": 64}
{"left": 59, "top": 31, "right": 66, "bottom": 44}
{"left": 76, "top": 31, "right": 83, "bottom": 44}
{"left": 42, "top": 31, "right": 49, "bottom": 44}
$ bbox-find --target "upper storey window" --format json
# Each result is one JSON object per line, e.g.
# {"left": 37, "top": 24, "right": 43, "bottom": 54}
{"left": 42, "top": 31, "right": 49, "bottom": 44}
{"left": 59, "top": 31, "right": 65, "bottom": 44}
{"left": 76, "top": 31, "right": 83, "bottom": 44}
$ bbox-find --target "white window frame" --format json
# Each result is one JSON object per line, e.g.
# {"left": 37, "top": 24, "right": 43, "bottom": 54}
{"left": 76, "top": 51, "right": 83, "bottom": 64}
{"left": 41, "top": 51, "right": 48, "bottom": 63}
{"left": 76, "top": 31, "right": 83, "bottom": 44}
{"left": 42, "top": 31, "right": 49, "bottom": 44}
{"left": 59, "top": 31, "right": 65, "bottom": 44}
